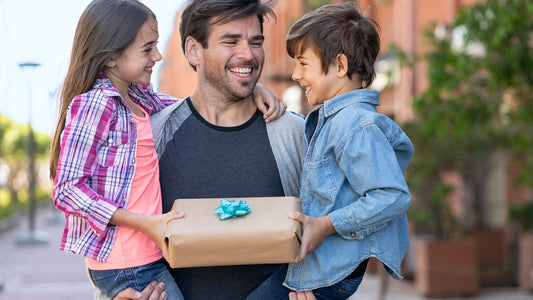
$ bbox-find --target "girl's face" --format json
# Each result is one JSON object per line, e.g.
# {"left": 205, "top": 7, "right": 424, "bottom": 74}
{"left": 291, "top": 47, "right": 340, "bottom": 106}
{"left": 105, "top": 17, "right": 161, "bottom": 92}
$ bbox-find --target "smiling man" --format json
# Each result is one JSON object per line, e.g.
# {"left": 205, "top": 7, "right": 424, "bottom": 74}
{"left": 144, "top": 1, "right": 306, "bottom": 299}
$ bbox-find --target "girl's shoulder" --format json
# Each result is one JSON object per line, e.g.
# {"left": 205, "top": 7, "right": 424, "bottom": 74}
{"left": 69, "top": 86, "right": 121, "bottom": 117}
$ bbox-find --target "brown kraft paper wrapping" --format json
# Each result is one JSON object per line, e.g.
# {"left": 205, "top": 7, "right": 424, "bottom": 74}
{"left": 164, "top": 196, "right": 302, "bottom": 268}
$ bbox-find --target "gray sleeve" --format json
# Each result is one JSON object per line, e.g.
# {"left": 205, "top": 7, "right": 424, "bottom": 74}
{"left": 266, "top": 112, "right": 306, "bottom": 197}
{"left": 150, "top": 100, "right": 189, "bottom": 157}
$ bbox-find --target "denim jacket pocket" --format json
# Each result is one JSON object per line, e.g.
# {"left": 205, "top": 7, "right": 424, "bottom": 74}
{"left": 97, "top": 131, "right": 129, "bottom": 167}
{"left": 307, "top": 158, "right": 338, "bottom": 207}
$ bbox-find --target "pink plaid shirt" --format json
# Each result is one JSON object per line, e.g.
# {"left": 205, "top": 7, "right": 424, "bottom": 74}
{"left": 53, "top": 73, "right": 179, "bottom": 262}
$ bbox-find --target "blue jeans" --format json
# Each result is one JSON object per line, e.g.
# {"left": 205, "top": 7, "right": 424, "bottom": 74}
{"left": 89, "top": 258, "right": 184, "bottom": 299}
{"left": 246, "top": 264, "right": 365, "bottom": 300}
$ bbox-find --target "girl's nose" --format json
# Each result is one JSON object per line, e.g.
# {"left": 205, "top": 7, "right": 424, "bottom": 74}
{"left": 153, "top": 47, "right": 163, "bottom": 62}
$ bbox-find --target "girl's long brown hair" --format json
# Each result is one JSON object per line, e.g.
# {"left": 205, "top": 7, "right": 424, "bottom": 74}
{"left": 49, "top": 0, "right": 155, "bottom": 180}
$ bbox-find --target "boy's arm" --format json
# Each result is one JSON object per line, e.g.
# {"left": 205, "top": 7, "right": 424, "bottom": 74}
{"left": 253, "top": 83, "right": 287, "bottom": 122}
{"left": 329, "top": 124, "right": 411, "bottom": 240}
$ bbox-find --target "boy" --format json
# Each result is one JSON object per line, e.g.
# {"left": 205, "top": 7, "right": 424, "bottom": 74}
{"left": 249, "top": 2, "right": 414, "bottom": 299}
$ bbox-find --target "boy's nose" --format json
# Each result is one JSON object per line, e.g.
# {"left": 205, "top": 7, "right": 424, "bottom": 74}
{"left": 291, "top": 68, "right": 302, "bottom": 81}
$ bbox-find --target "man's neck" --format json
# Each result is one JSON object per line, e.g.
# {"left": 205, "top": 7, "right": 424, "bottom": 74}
{"left": 189, "top": 89, "right": 257, "bottom": 127}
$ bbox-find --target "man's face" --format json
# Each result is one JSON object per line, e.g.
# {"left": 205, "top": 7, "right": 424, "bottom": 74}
{"left": 198, "top": 15, "right": 265, "bottom": 101}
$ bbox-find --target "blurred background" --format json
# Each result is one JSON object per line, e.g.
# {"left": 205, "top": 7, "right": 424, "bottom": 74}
{"left": 1, "top": 0, "right": 532, "bottom": 299}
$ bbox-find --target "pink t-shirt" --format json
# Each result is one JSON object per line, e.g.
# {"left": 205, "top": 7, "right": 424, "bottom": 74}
{"left": 86, "top": 106, "right": 163, "bottom": 270}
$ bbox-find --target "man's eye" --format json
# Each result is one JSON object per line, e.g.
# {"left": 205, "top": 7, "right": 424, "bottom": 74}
{"left": 250, "top": 42, "right": 263, "bottom": 48}
{"left": 224, "top": 41, "right": 237, "bottom": 45}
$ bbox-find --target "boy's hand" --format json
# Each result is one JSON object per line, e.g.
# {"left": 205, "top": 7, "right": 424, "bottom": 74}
{"left": 253, "top": 83, "right": 287, "bottom": 122}
{"left": 289, "top": 212, "right": 336, "bottom": 262}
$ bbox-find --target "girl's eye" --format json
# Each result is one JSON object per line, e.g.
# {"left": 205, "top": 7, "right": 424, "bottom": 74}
{"left": 144, "top": 48, "right": 153, "bottom": 53}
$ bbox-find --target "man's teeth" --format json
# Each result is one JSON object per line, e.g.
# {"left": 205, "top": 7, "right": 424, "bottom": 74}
{"left": 231, "top": 68, "right": 252, "bottom": 76}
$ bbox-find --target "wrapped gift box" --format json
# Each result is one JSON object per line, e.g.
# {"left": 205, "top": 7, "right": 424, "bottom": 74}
{"left": 164, "top": 196, "right": 301, "bottom": 268}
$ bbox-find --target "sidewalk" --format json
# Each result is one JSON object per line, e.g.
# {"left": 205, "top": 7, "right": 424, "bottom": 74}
{"left": 0, "top": 206, "right": 531, "bottom": 300}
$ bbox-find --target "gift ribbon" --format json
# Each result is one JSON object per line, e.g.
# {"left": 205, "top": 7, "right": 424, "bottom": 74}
{"left": 214, "top": 198, "right": 251, "bottom": 220}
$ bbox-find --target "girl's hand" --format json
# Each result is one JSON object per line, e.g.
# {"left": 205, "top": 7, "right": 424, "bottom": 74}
{"left": 110, "top": 208, "right": 184, "bottom": 259}
{"left": 141, "top": 211, "right": 184, "bottom": 258}
{"left": 253, "top": 83, "right": 287, "bottom": 122}
{"left": 289, "top": 212, "right": 336, "bottom": 262}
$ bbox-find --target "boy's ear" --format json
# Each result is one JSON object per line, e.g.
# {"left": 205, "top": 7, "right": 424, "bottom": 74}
{"left": 184, "top": 36, "right": 201, "bottom": 68}
{"left": 335, "top": 53, "right": 349, "bottom": 78}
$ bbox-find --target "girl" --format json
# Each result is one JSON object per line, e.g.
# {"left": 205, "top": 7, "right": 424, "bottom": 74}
{"left": 49, "top": 0, "right": 285, "bottom": 298}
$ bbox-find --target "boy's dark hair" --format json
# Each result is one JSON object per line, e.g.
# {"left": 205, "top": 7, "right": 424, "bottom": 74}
{"left": 286, "top": 1, "right": 381, "bottom": 87}
{"left": 180, "top": 0, "right": 277, "bottom": 70}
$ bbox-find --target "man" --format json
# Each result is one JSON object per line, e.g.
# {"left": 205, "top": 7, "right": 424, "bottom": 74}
{"left": 114, "top": 0, "right": 304, "bottom": 299}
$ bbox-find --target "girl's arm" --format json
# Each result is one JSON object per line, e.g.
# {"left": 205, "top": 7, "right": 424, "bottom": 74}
{"left": 53, "top": 93, "right": 121, "bottom": 236}
{"left": 110, "top": 208, "right": 183, "bottom": 257}
{"left": 253, "top": 83, "right": 287, "bottom": 122}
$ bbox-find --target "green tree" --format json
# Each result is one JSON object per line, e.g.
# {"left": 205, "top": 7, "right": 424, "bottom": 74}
{"left": 404, "top": 0, "right": 532, "bottom": 237}
{"left": 0, "top": 113, "right": 51, "bottom": 218}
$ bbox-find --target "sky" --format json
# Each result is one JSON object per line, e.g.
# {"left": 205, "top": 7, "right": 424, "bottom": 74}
{"left": 0, "top": 0, "right": 184, "bottom": 135}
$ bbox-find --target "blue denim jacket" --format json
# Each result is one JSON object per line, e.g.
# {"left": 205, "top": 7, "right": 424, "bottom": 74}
{"left": 284, "top": 89, "right": 413, "bottom": 291}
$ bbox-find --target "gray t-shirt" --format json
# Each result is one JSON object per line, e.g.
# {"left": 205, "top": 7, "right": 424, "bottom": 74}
{"left": 158, "top": 98, "right": 285, "bottom": 300}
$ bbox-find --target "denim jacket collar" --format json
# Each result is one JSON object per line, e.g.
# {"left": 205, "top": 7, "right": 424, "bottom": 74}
{"left": 321, "top": 89, "right": 381, "bottom": 118}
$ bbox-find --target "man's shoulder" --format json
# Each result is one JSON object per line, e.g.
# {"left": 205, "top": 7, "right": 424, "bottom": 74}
{"left": 151, "top": 99, "right": 190, "bottom": 155}
{"left": 268, "top": 111, "right": 305, "bottom": 129}
{"left": 151, "top": 100, "right": 187, "bottom": 126}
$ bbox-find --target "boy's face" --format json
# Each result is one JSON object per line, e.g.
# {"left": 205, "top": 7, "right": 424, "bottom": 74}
{"left": 291, "top": 47, "right": 340, "bottom": 106}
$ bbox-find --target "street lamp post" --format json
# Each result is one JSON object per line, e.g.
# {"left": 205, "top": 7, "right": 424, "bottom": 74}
{"left": 16, "top": 61, "right": 48, "bottom": 245}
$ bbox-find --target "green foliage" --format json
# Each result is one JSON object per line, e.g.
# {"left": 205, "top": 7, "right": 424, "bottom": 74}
{"left": 0, "top": 113, "right": 52, "bottom": 221}
{"left": 305, "top": 0, "right": 332, "bottom": 11}
{"left": 509, "top": 202, "right": 533, "bottom": 232}
{"left": 402, "top": 0, "right": 533, "bottom": 237}
{"left": 0, "top": 114, "right": 51, "bottom": 160}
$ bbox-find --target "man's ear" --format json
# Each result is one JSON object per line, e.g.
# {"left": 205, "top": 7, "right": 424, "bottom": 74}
{"left": 184, "top": 36, "right": 201, "bottom": 68}
{"left": 335, "top": 53, "right": 349, "bottom": 78}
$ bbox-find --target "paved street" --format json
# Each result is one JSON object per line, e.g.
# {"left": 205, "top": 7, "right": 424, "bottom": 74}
{"left": 0, "top": 205, "right": 531, "bottom": 300}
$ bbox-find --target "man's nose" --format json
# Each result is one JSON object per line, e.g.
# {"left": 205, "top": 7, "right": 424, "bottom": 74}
{"left": 236, "top": 43, "right": 253, "bottom": 61}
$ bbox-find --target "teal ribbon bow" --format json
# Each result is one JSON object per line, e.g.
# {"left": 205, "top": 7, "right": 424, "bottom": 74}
{"left": 214, "top": 198, "right": 251, "bottom": 220}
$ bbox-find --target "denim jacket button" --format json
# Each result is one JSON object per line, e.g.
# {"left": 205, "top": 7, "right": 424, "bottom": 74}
{"left": 350, "top": 232, "right": 356, "bottom": 237}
